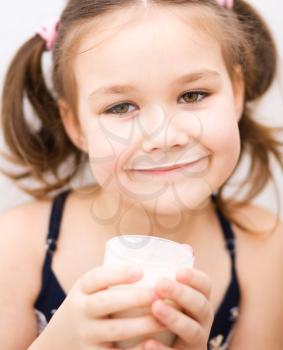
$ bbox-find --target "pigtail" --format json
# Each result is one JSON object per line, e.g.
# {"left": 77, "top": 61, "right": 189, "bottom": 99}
{"left": 234, "top": 0, "right": 278, "bottom": 101}
{"left": 216, "top": 0, "right": 283, "bottom": 234}
{"left": 0, "top": 34, "right": 84, "bottom": 198}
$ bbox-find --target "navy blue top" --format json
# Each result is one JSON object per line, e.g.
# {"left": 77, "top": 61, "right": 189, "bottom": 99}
{"left": 34, "top": 189, "right": 240, "bottom": 349}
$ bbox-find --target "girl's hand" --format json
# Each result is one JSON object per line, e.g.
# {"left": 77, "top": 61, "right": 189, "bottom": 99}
{"left": 32, "top": 265, "right": 166, "bottom": 350}
{"left": 144, "top": 268, "right": 214, "bottom": 350}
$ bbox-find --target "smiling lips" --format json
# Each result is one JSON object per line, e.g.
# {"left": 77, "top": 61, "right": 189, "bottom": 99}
{"left": 129, "top": 155, "right": 209, "bottom": 175}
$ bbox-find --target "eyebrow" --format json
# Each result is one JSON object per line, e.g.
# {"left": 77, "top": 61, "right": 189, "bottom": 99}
{"left": 88, "top": 69, "right": 220, "bottom": 99}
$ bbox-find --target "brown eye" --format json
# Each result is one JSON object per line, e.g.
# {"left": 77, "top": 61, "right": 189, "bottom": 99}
{"left": 105, "top": 102, "right": 135, "bottom": 116}
{"left": 180, "top": 91, "right": 208, "bottom": 104}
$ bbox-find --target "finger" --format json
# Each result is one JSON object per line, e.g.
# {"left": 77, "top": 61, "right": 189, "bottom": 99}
{"left": 80, "top": 264, "right": 143, "bottom": 294}
{"left": 117, "top": 341, "right": 148, "bottom": 350}
{"left": 144, "top": 339, "right": 178, "bottom": 350}
{"left": 124, "top": 339, "right": 170, "bottom": 350}
{"left": 151, "top": 300, "right": 203, "bottom": 346}
{"left": 84, "top": 287, "right": 159, "bottom": 317}
{"left": 91, "top": 315, "right": 167, "bottom": 343}
{"left": 100, "top": 341, "right": 115, "bottom": 348}
{"left": 175, "top": 267, "right": 212, "bottom": 299}
{"left": 154, "top": 278, "right": 212, "bottom": 323}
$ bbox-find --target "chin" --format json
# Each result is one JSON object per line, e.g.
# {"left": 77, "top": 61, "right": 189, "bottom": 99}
{"left": 136, "top": 183, "right": 212, "bottom": 217}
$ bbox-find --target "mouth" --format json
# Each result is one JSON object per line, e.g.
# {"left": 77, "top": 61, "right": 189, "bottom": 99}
{"left": 129, "top": 156, "right": 209, "bottom": 176}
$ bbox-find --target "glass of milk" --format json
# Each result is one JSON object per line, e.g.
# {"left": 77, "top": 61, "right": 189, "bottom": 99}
{"left": 103, "top": 234, "right": 195, "bottom": 349}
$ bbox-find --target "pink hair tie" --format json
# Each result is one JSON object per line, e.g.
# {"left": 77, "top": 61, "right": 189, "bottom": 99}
{"left": 216, "top": 0, "right": 234, "bottom": 9}
{"left": 35, "top": 1, "right": 232, "bottom": 52}
{"left": 36, "top": 19, "right": 59, "bottom": 51}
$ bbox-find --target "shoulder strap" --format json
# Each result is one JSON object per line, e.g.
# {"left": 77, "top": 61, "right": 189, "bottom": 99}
{"left": 208, "top": 195, "right": 241, "bottom": 340}
{"left": 34, "top": 190, "right": 71, "bottom": 310}
{"left": 46, "top": 189, "right": 72, "bottom": 256}
{"left": 211, "top": 195, "right": 237, "bottom": 274}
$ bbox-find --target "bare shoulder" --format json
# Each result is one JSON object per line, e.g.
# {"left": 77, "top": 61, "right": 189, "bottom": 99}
{"left": 232, "top": 203, "right": 283, "bottom": 265}
{"left": 0, "top": 197, "right": 53, "bottom": 269}
{"left": 229, "top": 203, "right": 283, "bottom": 349}
{"left": 232, "top": 202, "right": 283, "bottom": 284}
{"left": 0, "top": 197, "right": 53, "bottom": 349}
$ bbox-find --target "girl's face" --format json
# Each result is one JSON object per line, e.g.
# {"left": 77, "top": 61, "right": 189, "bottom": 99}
{"left": 70, "top": 5, "right": 244, "bottom": 215}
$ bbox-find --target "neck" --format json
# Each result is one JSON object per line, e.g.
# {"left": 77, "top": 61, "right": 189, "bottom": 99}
{"left": 92, "top": 186, "right": 215, "bottom": 244}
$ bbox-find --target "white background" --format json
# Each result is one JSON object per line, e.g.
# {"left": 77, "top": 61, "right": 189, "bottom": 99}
{"left": 0, "top": 1, "right": 282, "bottom": 216}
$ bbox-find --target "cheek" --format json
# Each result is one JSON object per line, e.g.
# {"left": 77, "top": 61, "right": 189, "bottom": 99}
{"left": 200, "top": 108, "right": 241, "bottom": 189}
{"left": 84, "top": 117, "right": 133, "bottom": 186}
{"left": 201, "top": 108, "right": 241, "bottom": 158}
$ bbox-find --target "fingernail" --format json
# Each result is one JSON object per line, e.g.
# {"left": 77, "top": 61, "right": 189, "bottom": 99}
{"left": 151, "top": 289, "right": 161, "bottom": 302}
{"left": 146, "top": 345, "right": 157, "bottom": 350}
{"left": 177, "top": 268, "right": 190, "bottom": 281}
{"left": 145, "top": 340, "right": 158, "bottom": 350}
{"left": 158, "top": 279, "right": 172, "bottom": 293}
{"left": 127, "top": 266, "right": 142, "bottom": 280}
{"left": 154, "top": 300, "right": 169, "bottom": 316}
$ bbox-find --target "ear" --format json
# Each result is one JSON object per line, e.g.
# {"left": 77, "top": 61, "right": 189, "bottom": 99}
{"left": 58, "top": 98, "right": 88, "bottom": 153}
{"left": 232, "top": 64, "right": 245, "bottom": 122}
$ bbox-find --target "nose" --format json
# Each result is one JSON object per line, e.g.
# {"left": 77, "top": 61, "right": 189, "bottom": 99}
{"left": 141, "top": 106, "right": 190, "bottom": 152}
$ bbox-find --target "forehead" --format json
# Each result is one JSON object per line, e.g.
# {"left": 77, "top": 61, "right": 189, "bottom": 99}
{"left": 74, "top": 5, "right": 226, "bottom": 93}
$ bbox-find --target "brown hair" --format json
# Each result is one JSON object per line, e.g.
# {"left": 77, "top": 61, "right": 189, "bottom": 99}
{"left": 1, "top": 0, "right": 282, "bottom": 233}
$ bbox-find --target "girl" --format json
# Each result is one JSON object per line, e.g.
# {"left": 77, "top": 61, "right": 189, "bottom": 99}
{"left": 1, "top": 0, "right": 283, "bottom": 349}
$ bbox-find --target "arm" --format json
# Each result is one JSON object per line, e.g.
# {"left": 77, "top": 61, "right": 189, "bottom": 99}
{"left": 0, "top": 201, "right": 50, "bottom": 349}
{"left": 229, "top": 205, "right": 283, "bottom": 349}
{"left": 0, "top": 200, "right": 172, "bottom": 350}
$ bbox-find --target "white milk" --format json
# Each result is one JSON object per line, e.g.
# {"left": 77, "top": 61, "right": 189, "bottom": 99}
{"left": 103, "top": 235, "right": 194, "bottom": 349}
